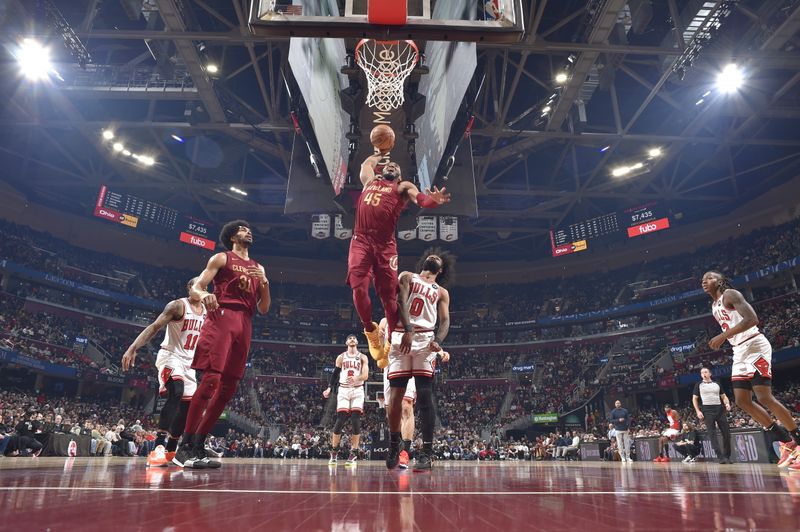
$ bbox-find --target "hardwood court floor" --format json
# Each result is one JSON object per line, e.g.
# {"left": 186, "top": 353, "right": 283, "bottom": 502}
{"left": 1, "top": 458, "right": 798, "bottom": 530}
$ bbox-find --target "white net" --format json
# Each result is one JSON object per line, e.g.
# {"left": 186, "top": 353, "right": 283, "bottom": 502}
{"left": 355, "top": 39, "right": 419, "bottom": 112}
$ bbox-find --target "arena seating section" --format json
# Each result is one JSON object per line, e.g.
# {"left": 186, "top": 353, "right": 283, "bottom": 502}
{"left": 1, "top": 217, "right": 799, "bottom": 458}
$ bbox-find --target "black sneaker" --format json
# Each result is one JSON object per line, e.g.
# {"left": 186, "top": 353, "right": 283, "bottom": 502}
{"left": 195, "top": 447, "right": 221, "bottom": 469}
{"left": 770, "top": 424, "right": 792, "bottom": 444}
{"left": 413, "top": 452, "right": 433, "bottom": 471}
{"left": 386, "top": 444, "right": 401, "bottom": 470}
{"left": 172, "top": 444, "right": 196, "bottom": 468}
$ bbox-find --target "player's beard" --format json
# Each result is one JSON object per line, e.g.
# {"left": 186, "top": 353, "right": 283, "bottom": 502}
{"left": 382, "top": 170, "right": 399, "bottom": 181}
{"left": 422, "top": 258, "right": 441, "bottom": 275}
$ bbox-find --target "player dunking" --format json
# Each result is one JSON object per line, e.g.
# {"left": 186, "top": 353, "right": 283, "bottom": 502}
{"left": 322, "top": 334, "right": 369, "bottom": 466}
{"left": 385, "top": 248, "right": 454, "bottom": 470}
{"left": 121, "top": 278, "right": 206, "bottom": 467}
{"left": 173, "top": 220, "right": 271, "bottom": 469}
{"left": 702, "top": 271, "right": 800, "bottom": 462}
{"left": 379, "top": 317, "right": 450, "bottom": 469}
{"left": 349, "top": 140, "right": 451, "bottom": 369}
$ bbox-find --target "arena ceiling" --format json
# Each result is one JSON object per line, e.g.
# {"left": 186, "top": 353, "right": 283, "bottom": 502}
{"left": 1, "top": 0, "right": 799, "bottom": 262}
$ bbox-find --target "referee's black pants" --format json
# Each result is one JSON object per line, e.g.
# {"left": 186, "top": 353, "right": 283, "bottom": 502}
{"left": 702, "top": 405, "right": 731, "bottom": 460}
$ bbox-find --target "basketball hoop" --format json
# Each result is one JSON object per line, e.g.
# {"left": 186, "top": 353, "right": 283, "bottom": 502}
{"left": 355, "top": 39, "right": 419, "bottom": 112}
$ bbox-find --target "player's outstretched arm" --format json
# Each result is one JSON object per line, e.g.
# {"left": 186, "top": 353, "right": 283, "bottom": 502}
{"left": 192, "top": 252, "right": 227, "bottom": 312}
{"left": 323, "top": 354, "right": 344, "bottom": 398}
{"left": 399, "top": 181, "right": 451, "bottom": 208}
{"left": 359, "top": 153, "right": 384, "bottom": 187}
{"left": 121, "top": 299, "right": 184, "bottom": 371}
{"left": 430, "top": 287, "right": 450, "bottom": 353}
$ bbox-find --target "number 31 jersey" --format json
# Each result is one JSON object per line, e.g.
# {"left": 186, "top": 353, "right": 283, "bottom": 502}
{"left": 160, "top": 298, "right": 207, "bottom": 363}
{"left": 214, "top": 250, "right": 262, "bottom": 316}
{"left": 405, "top": 273, "right": 440, "bottom": 331}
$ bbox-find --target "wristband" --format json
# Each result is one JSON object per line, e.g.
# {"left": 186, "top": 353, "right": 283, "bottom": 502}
{"left": 416, "top": 192, "right": 439, "bottom": 209}
{"left": 404, "top": 324, "right": 413, "bottom": 333}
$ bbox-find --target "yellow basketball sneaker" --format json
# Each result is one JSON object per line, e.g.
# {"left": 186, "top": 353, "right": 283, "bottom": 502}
{"left": 364, "top": 322, "right": 384, "bottom": 361}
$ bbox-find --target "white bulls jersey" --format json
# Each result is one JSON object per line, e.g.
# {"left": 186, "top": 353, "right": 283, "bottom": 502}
{"left": 339, "top": 351, "right": 365, "bottom": 388}
{"left": 159, "top": 298, "right": 206, "bottom": 363}
{"left": 712, "top": 292, "right": 760, "bottom": 346}
{"left": 404, "top": 273, "right": 440, "bottom": 331}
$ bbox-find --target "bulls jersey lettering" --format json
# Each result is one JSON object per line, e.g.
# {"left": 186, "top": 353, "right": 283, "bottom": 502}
{"left": 160, "top": 298, "right": 207, "bottom": 363}
{"left": 712, "top": 293, "right": 760, "bottom": 346}
{"left": 339, "top": 352, "right": 364, "bottom": 388}
{"left": 404, "top": 273, "right": 440, "bottom": 331}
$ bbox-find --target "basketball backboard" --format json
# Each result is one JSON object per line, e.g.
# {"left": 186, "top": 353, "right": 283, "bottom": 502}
{"left": 249, "top": 0, "right": 525, "bottom": 43}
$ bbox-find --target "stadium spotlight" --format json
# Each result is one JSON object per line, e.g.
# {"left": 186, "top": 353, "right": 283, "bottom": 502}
{"left": 647, "top": 147, "right": 662, "bottom": 158}
{"left": 229, "top": 186, "right": 248, "bottom": 196}
{"left": 16, "top": 39, "right": 52, "bottom": 81}
{"left": 206, "top": 64, "right": 219, "bottom": 74}
{"left": 102, "top": 130, "right": 115, "bottom": 140}
{"left": 112, "top": 142, "right": 124, "bottom": 152}
{"left": 716, "top": 63, "right": 743, "bottom": 93}
{"left": 555, "top": 72, "right": 568, "bottom": 84}
{"left": 612, "top": 166, "right": 630, "bottom": 177}
{"left": 542, "top": 106, "right": 551, "bottom": 113}
{"left": 122, "top": 149, "right": 132, "bottom": 156}
{"left": 139, "top": 155, "right": 155, "bottom": 166}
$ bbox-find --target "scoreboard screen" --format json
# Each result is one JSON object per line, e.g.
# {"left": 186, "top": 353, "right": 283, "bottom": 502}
{"left": 550, "top": 202, "right": 670, "bottom": 257}
{"left": 93, "top": 185, "right": 216, "bottom": 250}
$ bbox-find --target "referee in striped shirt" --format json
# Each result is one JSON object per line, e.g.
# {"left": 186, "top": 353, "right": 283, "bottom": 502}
{"left": 692, "top": 367, "right": 733, "bottom": 464}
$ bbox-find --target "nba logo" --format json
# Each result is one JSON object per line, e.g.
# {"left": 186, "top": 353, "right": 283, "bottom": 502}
{"left": 68, "top": 440, "right": 78, "bottom": 457}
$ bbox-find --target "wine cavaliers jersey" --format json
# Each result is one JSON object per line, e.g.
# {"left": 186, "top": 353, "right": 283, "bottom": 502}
{"left": 339, "top": 351, "right": 364, "bottom": 388}
{"left": 214, "top": 251, "right": 262, "bottom": 316}
{"left": 712, "top": 292, "right": 760, "bottom": 346}
{"left": 159, "top": 298, "right": 207, "bottom": 363}
{"left": 355, "top": 178, "right": 408, "bottom": 241}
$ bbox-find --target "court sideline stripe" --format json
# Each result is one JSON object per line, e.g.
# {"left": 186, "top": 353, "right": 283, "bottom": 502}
{"left": 0, "top": 487, "right": 795, "bottom": 496}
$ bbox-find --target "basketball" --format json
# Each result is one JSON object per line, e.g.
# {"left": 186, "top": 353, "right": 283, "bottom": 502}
{"left": 370, "top": 125, "right": 395, "bottom": 151}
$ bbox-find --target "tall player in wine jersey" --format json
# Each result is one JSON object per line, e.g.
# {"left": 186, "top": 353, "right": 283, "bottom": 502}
{"left": 385, "top": 248, "right": 454, "bottom": 471}
{"left": 122, "top": 278, "right": 206, "bottom": 466}
{"left": 322, "top": 335, "right": 369, "bottom": 466}
{"left": 349, "top": 146, "right": 450, "bottom": 370}
{"left": 174, "top": 220, "right": 271, "bottom": 469}
{"left": 702, "top": 271, "right": 800, "bottom": 458}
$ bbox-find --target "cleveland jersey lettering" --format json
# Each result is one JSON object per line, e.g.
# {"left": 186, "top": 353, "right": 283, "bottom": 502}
{"left": 213, "top": 251, "right": 262, "bottom": 315}
{"left": 712, "top": 293, "right": 760, "bottom": 346}
{"left": 355, "top": 178, "right": 408, "bottom": 240}
{"left": 160, "top": 298, "right": 207, "bottom": 363}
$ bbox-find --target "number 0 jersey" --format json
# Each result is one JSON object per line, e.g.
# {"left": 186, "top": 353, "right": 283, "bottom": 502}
{"left": 160, "top": 298, "right": 207, "bottom": 363}
{"left": 712, "top": 292, "right": 760, "bottom": 346}
{"left": 404, "top": 273, "right": 440, "bottom": 332}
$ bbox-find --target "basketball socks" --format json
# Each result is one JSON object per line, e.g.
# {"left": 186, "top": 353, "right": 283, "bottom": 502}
{"left": 166, "top": 436, "right": 179, "bottom": 453}
{"left": 154, "top": 431, "right": 168, "bottom": 448}
{"left": 390, "top": 432, "right": 401, "bottom": 447}
{"left": 790, "top": 428, "right": 800, "bottom": 445}
{"left": 403, "top": 439, "right": 412, "bottom": 456}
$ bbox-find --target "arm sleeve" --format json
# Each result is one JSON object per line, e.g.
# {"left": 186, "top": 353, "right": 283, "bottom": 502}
{"left": 328, "top": 367, "right": 341, "bottom": 390}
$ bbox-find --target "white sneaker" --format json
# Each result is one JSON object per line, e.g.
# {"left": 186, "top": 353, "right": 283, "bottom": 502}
{"left": 689, "top": 457, "right": 696, "bottom": 463}
{"left": 683, "top": 456, "right": 692, "bottom": 463}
